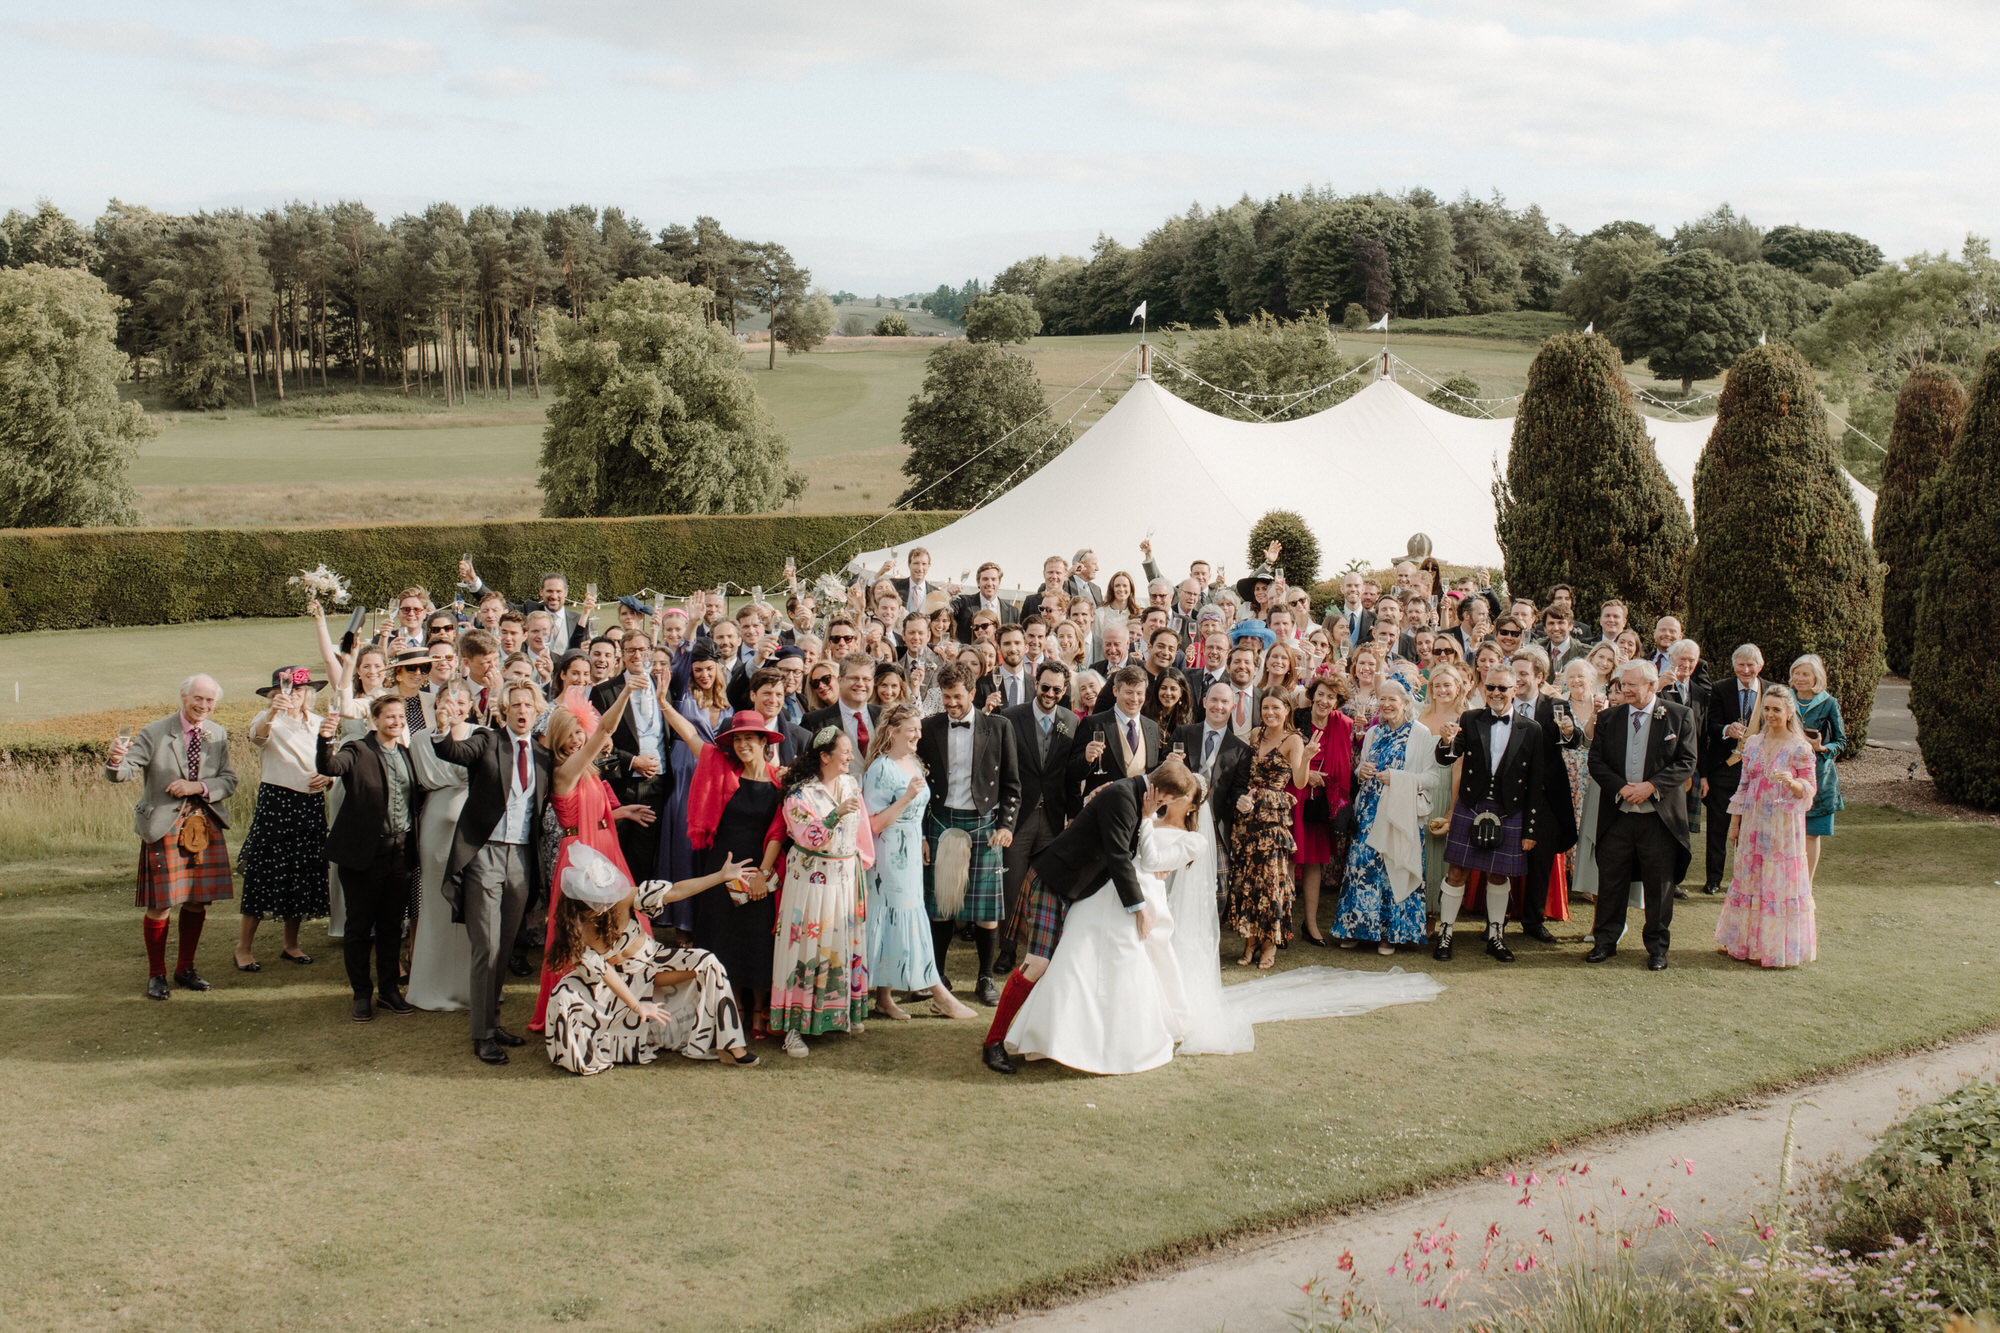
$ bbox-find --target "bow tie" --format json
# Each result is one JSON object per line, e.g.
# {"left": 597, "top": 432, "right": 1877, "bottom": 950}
{"left": 950, "top": 719, "right": 972, "bottom": 730}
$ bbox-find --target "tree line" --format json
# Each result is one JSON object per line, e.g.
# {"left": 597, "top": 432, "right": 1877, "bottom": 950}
{"left": 0, "top": 199, "right": 825, "bottom": 409}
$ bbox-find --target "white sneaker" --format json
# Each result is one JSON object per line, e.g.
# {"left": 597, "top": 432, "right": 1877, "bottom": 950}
{"left": 783, "top": 1031, "right": 809, "bottom": 1058}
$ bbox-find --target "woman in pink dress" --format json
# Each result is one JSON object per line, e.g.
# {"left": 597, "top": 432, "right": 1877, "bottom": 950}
{"left": 529, "top": 681, "right": 660, "bottom": 1031}
{"left": 1715, "top": 685, "right": 1818, "bottom": 969}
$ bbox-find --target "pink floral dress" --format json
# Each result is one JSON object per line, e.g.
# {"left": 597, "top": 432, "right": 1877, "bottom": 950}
{"left": 1714, "top": 734, "right": 1818, "bottom": 968}
{"left": 770, "top": 776, "right": 875, "bottom": 1036}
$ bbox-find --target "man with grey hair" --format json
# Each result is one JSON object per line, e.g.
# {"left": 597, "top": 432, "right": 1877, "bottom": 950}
{"left": 1064, "top": 549, "right": 1103, "bottom": 605}
{"left": 1584, "top": 659, "right": 1698, "bottom": 970}
{"left": 1699, "top": 642, "right": 1771, "bottom": 894}
{"left": 106, "top": 674, "right": 240, "bottom": 1000}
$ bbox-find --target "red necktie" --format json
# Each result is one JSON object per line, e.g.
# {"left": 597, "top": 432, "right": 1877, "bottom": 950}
{"left": 516, "top": 736, "right": 529, "bottom": 791}
{"left": 854, "top": 711, "right": 869, "bottom": 752}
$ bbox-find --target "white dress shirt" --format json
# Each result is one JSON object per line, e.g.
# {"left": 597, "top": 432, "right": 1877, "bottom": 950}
{"left": 944, "top": 711, "right": 975, "bottom": 809}
{"left": 494, "top": 727, "right": 537, "bottom": 844}
{"left": 1485, "top": 707, "right": 1513, "bottom": 775}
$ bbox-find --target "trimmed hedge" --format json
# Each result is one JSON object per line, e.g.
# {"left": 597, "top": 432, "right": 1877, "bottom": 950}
{"left": 0, "top": 512, "right": 958, "bottom": 634}
{"left": 1877, "top": 366, "right": 1966, "bottom": 676}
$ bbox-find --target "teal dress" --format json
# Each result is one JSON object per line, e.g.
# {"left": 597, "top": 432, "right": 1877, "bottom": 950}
{"left": 1795, "top": 691, "right": 1845, "bottom": 836}
{"left": 863, "top": 756, "right": 941, "bottom": 991}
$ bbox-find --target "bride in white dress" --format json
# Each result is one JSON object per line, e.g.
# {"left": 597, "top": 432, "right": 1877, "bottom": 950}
{"left": 1010, "top": 780, "right": 1447, "bottom": 1076}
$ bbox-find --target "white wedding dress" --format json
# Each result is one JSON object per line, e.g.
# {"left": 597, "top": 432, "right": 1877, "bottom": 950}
{"left": 404, "top": 732, "right": 473, "bottom": 1012}
{"left": 1010, "top": 806, "right": 1446, "bottom": 1075}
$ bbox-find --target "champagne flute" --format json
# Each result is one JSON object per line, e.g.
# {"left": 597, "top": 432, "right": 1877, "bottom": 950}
{"left": 585, "top": 581, "right": 598, "bottom": 605}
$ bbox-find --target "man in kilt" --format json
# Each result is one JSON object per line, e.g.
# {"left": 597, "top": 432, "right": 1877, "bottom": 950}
{"left": 1431, "top": 667, "right": 1545, "bottom": 964}
{"left": 106, "top": 674, "right": 239, "bottom": 1000}
{"left": 982, "top": 759, "right": 1196, "bottom": 1074}
{"left": 916, "top": 662, "right": 1021, "bottom": 1006}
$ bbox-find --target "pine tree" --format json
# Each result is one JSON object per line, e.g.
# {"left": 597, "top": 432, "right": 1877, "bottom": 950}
{"left": 1910, "top": 346, "right": 2000, "bottom": 807}
{"left": 1687, "top": 343, "right": 1883, "bottom": 745}
{"left": 1876, "top": 366, "right": 1966, "bottom": 675}
{"left": 1494, "top": 332, "right": 1692, "bottom": 625}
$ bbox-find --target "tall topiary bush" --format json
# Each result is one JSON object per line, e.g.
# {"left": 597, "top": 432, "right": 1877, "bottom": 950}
{"left": 1876, "top": 366, "right": 1966, "bottom": 675}
{"left": 1494, "top": 332, "right": 1692, "bottom": 624}
{"left": 1911, "top": 346, "right": 2000, "bottom": 807}
{"left": 1247, "top": 510, "right": 1320, "bottom": 591}
{"left": 1687, "top": 343, "right": 1883, "bottom": 746}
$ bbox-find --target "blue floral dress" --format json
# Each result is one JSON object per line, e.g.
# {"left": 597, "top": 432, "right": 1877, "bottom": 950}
{"left": 863, "top": 756, "right": 940, "bottom": 991}
{"left": 1334, "top": 720, "right": 1428, "bottom": 945}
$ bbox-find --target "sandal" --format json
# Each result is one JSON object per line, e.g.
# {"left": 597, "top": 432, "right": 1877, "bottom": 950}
{"left": 723, "top": 1049, "right": 761, "bottom": 1068}
{"left": 1257, "top": 944, "right": 1278, "bottom": 970}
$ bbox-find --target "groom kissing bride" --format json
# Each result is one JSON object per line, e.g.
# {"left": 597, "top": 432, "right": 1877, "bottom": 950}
{"left": 981, "top": 757, "right": 1205, "bottom": 1076}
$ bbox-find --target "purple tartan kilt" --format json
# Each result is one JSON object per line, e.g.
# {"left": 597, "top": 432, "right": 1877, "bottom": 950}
{"left": 1443, "top": 800, "right": 1528, "bottom": 878}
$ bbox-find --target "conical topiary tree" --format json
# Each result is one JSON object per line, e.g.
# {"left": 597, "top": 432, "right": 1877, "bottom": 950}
{"left": 1910, "top": 346, "right": 2000, "bottom": 807}
{"left": 1686, "top": 343, "right": 1883, "bottom": 747}
{"left": 1876, "top": 366, "right": 1966, "bottom": 676}
{"left": 1494, "top": 331, "right": 1693, "bottom": 626}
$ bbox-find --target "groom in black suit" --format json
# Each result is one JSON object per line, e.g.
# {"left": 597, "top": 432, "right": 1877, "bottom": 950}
{"left": 979, "top": 759, "right": 1200, "bottom": 1074}
{"left": 1584, "top": 660, "right": 1699, "bottom": 970}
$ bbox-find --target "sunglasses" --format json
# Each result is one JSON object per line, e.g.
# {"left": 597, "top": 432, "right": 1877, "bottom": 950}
{"left": 810, "top": 675, "right": 835, "bottom": 687}
{"left": 1483, "top": 685, "right": 1512, "bottom": 694}
{"left": 829, "top": 633, "right": 856, "bottom": 643}
{"left": 1496, "top": 629, "right": 1521, "bottom": 639}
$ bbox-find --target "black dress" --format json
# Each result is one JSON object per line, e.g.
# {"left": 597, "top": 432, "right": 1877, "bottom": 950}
{"left": 690, "top": 778, "right": 781, "bottom": 991}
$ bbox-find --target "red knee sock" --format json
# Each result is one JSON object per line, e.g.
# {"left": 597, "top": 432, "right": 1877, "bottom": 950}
{"left": 176, "top": 907, "right": 205, "bottom": 973}
{"left": 143, "top": 915, "right": 169, "bottom": 977}
{"left": 984, "top": 969, "right": 1036, "bottom": 1048}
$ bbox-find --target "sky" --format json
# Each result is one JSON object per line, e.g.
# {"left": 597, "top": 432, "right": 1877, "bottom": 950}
{"left": 5, "top": 1, "right": 1999, "bottom": 294}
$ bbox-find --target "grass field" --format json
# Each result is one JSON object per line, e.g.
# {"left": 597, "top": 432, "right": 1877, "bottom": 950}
{"left": 1, "top": 801, "right": 1993, "bottom": 1332}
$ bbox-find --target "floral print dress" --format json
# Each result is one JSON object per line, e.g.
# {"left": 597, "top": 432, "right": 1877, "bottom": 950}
{"left": 770, "top": 776, "right": 873, "bottom": 1036}
{"left": 1334, "top": 720, "right": 1428, "bottom": 945}
{"left": 1714, "top": 733, "right": 1818, "bottom": 968}
{"left": 1226, "top": 744, "right": 1299, "bottom": 944}
{"left": 544, "top": 879, "right": 746, "bottom": 1076}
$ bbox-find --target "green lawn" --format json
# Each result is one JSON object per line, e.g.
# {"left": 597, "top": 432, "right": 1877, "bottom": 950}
{"left": 0, "top": 616, "right": 325, "bottom": 724}
{"left": 1, "top": 803, "right": 1993, "bottom": 1331}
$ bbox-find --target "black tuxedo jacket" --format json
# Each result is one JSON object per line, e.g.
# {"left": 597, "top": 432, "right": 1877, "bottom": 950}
{"left": 915, "top": 710, "right": 1022, "bottom": 828}
{"left": 1067, "top": 708, "right": 1163, "bottom": 804}
{"left": 589, "top": 680, "right": 672, "bottom": 809}
{"left": 1174, "top": 721, "right": 1251, "bottom": 839}
{"left": 1435, "top": 707, "right": 1546, "bottom": 838}
{"left": 1522, "top": 695, "right": 1581, "bottom": 853}
{"left": 1002, "top": 701, "right": 1080, "bottom": 827}
{"left": 952, "top": 593, "right": 1019, "bottom": 641}
{"left": 317, "top": 733, "right": 422, "bottom": 873}
{"left": 1701, "top": 675, "right": 1770, "bottom": 789}
{"left": 431, "top": 726, "right": 553, "bottom": 905}
{"left": 1587, "top": 699, "right": 1698, "bottom": 847}
{"left": 1032, "top": 774, "right": 1146, "bottom": 909}
{"left": 1659, "top": 675, "right": 1710, "bottom": 773}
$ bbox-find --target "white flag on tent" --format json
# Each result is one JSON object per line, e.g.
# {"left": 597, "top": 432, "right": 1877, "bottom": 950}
{"left": 1758, "top": 329, "right": 1767, "bottom": 345}
{"left": 1367, "top": 313, "right": 1389, "bottom": 331}
{"left": 1130, "top": 300, "right": 1148, "bottom": 324}
{"left": 1583, "top": 321, "right": 1594, "bottom": 334}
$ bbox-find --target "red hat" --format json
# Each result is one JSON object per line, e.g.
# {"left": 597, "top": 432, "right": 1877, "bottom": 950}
{"left": 714, "top": 710, "right": 784, "bottom": 746}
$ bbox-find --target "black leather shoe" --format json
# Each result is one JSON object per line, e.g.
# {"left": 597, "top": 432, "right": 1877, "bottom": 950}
{"left": 993, "top": 949, "right": 1017, "bottom": 976}
{"left": 377, "top": 991, "right": 415, "bottom": 1015}
{"left": 1431, "top": 923, "right": 1454, "bottom": 962}
{"left": 1702, "top": 884, "right": 1723, "bottom": 896}
{"left": 172, "top": 968, "right": 211, "bottom": 992}
{"left": 491, "top": 1026, "right": 525, "bottom": 1047}
{"left": 146, "top": 974, "right": 171, "bottom": 1001}
{"left": 507, "top": 954, "right": 532, "bottom": 977}
{"left": 1584, "top": 944, "right": 1614, "bottom": 964}
{"left": 975, "top": 974, "right": 1002, "bottom": 1007}
{"left": 1485, "top": 933, "right": 1516, "bottom": 964}
{"left": 1526, "top": 924, "right": 1559, "bottom": 944}
{"left": 982, "top": 1043, "right": 1017, "bottom": 1075}
{"left": 1302, "top": 931, "right": 1331, "bottom": 948}
{"left": 474, "top": 1038, "right": 509, "bottom": 1065}
{"left": 351, "top": 996, "right": 374, "bottom": 1023}
{"left": 1647, "top": 954, "right": 1670, "bottom": 971}
{"left": 1672, "top": 885, "right": 1690, "bottom": 900}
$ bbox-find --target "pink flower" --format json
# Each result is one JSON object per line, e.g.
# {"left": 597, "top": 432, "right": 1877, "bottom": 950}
{"left": 1337, "top": 1250, "right": 1354, "bottom": 1272}
{"left": 1656, "top": 1206, "right": 1678, "bottom": 1227}
{"left": 1512, "top": 1254, "right": 1541, "bottom": 1272}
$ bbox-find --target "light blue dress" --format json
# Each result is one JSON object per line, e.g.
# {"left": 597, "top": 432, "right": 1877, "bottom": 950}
{"left": 863, "top": 756, "right": 941, "bottom": 991}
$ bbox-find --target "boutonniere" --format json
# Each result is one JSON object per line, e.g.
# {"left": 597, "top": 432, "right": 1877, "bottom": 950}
{"left": 1651, "top": 706, "right": 1666, "bottom": 721}
{"left": 1054, "top": 721, "right": 1071, "bottom": 737}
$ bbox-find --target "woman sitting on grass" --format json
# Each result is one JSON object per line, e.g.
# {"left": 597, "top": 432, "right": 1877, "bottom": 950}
{"left": 543, "top": 844, "right": 761, "bottom": 1075}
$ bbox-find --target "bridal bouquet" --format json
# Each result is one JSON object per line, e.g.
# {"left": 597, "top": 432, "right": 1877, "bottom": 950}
{"left": 811, "top": 571, "right": 848, "bottom": 606}
{"left": 288, "top": 562, "right": 353, "bottom": 607}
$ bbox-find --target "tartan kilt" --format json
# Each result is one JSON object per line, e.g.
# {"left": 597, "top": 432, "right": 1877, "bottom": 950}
{"left": 923, "top": 804, "right": 1002, "bottom": 923}
{"left": 1443, "top": 800, "right": 1528, "bottom": 879}
{"left": 1014, "top": 877, "right": 1068, "bottom": 961}
{"left": 136, "top": 813, "right": 235, "bottom": 910}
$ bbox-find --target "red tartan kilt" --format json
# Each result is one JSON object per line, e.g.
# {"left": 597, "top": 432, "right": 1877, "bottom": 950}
{"left": 1007, "top": 877, "right": 1069, "bottom": 961}
{"left": 136, "top": 817, "right": 234, "bottom": 910}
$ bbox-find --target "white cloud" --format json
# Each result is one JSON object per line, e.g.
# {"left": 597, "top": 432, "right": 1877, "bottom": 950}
{"left": 447, "top": 65, "right": 557, "bottom": 97}
{"left": 181, "top": 81, "right": 426, "bottom": 131}
{"left": 17, "top": 20, "right": 440, "bottom": 80}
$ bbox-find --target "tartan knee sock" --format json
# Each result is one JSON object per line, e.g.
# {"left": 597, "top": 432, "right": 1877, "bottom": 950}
{"left": 984, "top": 969, "right": 1034, "bottom": 1048}
{"left": 176, "top": 907, "right": 205, "bottom": 972}
{"left": 143, "top": 915, "right": 169, "bottom": 977}
{"left": 973, "top": 924, "right": 997, "bottom": 979}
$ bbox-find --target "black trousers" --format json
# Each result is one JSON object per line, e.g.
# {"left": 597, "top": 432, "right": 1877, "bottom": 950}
{"left": 1702, "top": 781, "right": 1737, "bottom": 889}
{"left": 1519, "top": 839, "right": 1556, "bottom": 931}
{"left": 340, "top": 846, "right": 409, "bottom": 999}
{"left": 1588, "top": 812, "right": 1678, "bottom": 957}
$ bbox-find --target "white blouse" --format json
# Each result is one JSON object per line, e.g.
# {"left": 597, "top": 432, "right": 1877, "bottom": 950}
{"left": 252, "top": 709, "right": 323, "bottom": 793}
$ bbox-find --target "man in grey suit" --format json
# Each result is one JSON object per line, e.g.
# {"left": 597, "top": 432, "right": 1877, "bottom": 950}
{"left": 1584, "top": 660, "right": 1699, "bottom": 971}
{"left": 106, "top": 674, "right": 240, "bottom": 1000}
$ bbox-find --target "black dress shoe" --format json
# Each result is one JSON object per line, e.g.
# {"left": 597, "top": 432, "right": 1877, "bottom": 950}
{"left": 1431, "top": 923, "right": 1454, "bottom": 961}
{"left": 146, "top": 974, "right": 171, "bottom": 1001}
{"left": 982, "top": 1043, "right": 1017, "bottom": 1075}
{"left": 1672, "top": 885, "right": 1690, "bottom": 900}
{"left": 1584, "top": 944, "right": 1614, "bottom": 964}
{"left": 1485, "top": 933, "right": 1516, "bottom": 964}
{"left": 975, "top": 974, "right": 1002, "bottom": 1007}
{"left": 1302, "top": 931, "right": 1331, "bottom": 948}
{"left": 377, "top": 991, "right": 415, "bottom": 1015}
{"left": 491, "top": 1026, "right": 525, "bottom": 1047}
{"left": 1647, "top": 954, "right": 1670, "bottom": 971}
{"left": 507, "top": 954, "right": 533, "bottom": 977}
{"left": 351, "top": 996, "right": 375, "bottom": 1023}
{"left": 1702, "top": 884, "right": 1723, "bottom": 896}
{"left": 173, "top": 968, "right": 211, "bottom": 992}
{"left": 1526, "top": 924, "right": 1559, "bottom": 944}
{"left": 994, "top": 949, "right": 1017, "bottom": 976}
{"left": 474, "top": 1038, "right": 509, "bottom": 1065}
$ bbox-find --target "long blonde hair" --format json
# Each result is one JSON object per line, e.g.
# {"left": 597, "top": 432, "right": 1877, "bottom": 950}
{"left": 865, "top": 701, "right": 922, "bottom": 767}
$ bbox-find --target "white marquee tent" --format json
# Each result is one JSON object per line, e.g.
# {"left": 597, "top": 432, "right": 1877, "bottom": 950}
{"left": 852, "top": 371, "right": 1876, "bottom": 588}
